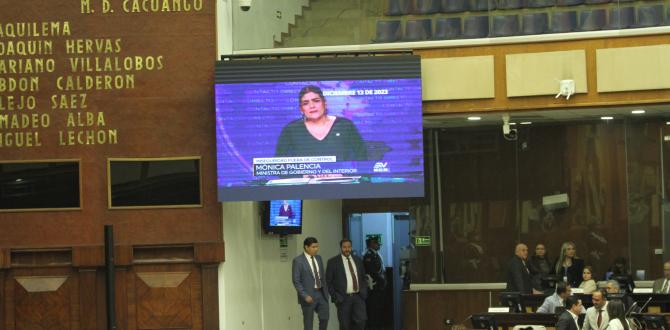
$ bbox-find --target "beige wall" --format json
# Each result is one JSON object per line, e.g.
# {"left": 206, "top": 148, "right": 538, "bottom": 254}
{"left": 219, "top": 200, "right": 343, "bottom": 330}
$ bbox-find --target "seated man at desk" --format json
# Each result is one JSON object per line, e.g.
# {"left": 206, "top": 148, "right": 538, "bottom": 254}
{"left": 605, "top": 280, "right": 634, "bottom": 310}
{"left": 539, "top": 282, "right": 570, "bottom": 313}
{"left": 582, "top": 290, "right": 609, "bottom": 330}
{"left": 652, "top": 261, "right": 670, "bottom": 293}
{"left": 538, "top": 281, "right": 586, "bottom": 314}
{"left": 556, "top": 296, "right": 583, "bottom": 330}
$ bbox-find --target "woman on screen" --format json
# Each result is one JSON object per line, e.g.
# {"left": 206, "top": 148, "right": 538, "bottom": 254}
{"left": 278, "top": 200, "right": 293, "bottom": 219}
{"left": 275, "top": 85, "right": 368, "bottom": 161}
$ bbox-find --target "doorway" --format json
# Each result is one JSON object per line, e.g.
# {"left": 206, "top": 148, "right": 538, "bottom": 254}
{"left": 348, "top": 212, "right": 413, "bottom": 330}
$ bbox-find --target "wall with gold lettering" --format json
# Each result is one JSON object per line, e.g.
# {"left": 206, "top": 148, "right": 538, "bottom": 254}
{"left": 0, "top": 1, "right": 222, "bottom": 328}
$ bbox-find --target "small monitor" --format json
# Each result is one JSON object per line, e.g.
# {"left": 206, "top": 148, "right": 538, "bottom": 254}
{"left": 641, "top": 314, "right": 668, "bottom": 330}
{"left": 500, "top": 292, "right": 522, "bottom": 313}
{"left": 262, "top": 200, "right": 303, "bottom": 235}
{"left": 471, "top": 314, "right": 497, "bottom": 330}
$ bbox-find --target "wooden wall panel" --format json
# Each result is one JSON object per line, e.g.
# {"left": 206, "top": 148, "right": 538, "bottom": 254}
{"left": 402, "top": 291, "right": 418, "bottom": 330}
{"left": 0, "top": 0, "right": 222, "bottom": 250}
{"left": 506, "top": 50, "right": 587, "bottom": 97}
{"left": 402, "top": 290, "right": 507, "bottom": 329}
{"left": 597, "top": 45, "right": 670, "bottom": 92}
{"left": 422, "top": 56, "right": 495, "bottom": 100}
{"left": 0, "top": 270, "right": 4, "bottom": 329}
{"left": 14, "top": 275, "right": 72, "bottom": 330}
{"left": 201, "top": 264, "right": 220, "bottom": 330}
{"left": 416, "top": 33, "right": 670, "bottom": 114}
{"left": 78, "top": 269, "right": 97, "bottom": 330}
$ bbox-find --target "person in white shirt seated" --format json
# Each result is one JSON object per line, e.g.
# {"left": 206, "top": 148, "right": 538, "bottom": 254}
{"left": 538, "top": 282, "right": 585, "bottom": 314}
{"left": 607, "top": 299, "right": 631, "bottom": 330}
{"left": 652, "top": 261, "right": 670, "bottom": 293}
{"left": 579, "top": 266, "right": 597, "bottom": 294}
{"left": 582, "top": 290, "right": 609, "bottom": 330}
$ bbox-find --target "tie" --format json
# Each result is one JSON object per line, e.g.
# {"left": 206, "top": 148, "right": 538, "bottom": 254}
{"left": 522, "top": 260, "right": 529, "bottom": 274}
{"left": 347, "top": 257, "right": 359, "bottom": 292}
{"left": 597, "top": 309, "right": 602, "bottom": 328}
{"left": 311, "top": 256, "right": 321, "bottom": 289}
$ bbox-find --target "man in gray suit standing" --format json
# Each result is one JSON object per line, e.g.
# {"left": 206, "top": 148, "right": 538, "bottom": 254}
{"left": 652, "top": 261, "right": 670, "bottom": 293}
{"left": 293, "top": 237, "right": 330, "bottom": 330}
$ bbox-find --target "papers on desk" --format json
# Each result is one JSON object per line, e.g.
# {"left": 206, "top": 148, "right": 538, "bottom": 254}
{"left": 633, "top": 288, "right": 653, "bottom": 293}
{"left": 571, "top": 288, "right": 584, "bottom": 294}
{"left": 488, "top": 307, "right": 510, "bottom": 313}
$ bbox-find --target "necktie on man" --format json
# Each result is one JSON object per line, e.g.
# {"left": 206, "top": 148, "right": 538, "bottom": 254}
{"left": 597, "top": 309, "right": 602, "bottom": 328}
{"left": 311, "top": 256, "right": 321, "bottom": 289}
{"left": 347, "top": 257, "right": 358, "bottom": 292}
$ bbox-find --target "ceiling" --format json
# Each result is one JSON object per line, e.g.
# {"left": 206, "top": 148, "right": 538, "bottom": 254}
{"left": 423, "top": 104, "right": 670, "bottom": 128}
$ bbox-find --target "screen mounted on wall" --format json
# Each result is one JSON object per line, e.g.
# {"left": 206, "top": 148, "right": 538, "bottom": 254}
{"left": 214, "top": 55, "right": 424, "bottom": 201}
{"left": 263, "top": 199, "right": 303, "bottom": 235}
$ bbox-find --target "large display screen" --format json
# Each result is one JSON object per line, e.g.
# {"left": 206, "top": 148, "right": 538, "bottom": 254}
{"left": 215, "top": 56, "right": 424, "bottom": 201}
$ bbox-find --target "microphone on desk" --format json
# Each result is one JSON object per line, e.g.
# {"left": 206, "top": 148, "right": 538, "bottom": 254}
{"left": 625, "top": 301, "right": 638, "bottom": 317}
{"left": 637, "top": 296, "right": 654, "bottom": 314}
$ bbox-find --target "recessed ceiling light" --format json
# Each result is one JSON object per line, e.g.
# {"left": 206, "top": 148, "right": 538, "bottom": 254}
{"left": 520, "top": 121, "right": 532, "bottom": 125}
{"left": 666, "top": 121, "right": 670, "bottom": 125}
{"left": 467, "top": 116, "right": 481, "bottom": 121}
{"left": 631, "top": 109, "right": 646, "bottom": 114}
{"left": 509, "top": 122, "right": 517, "bottom": 126}
{"left": 601, "top": 116, "right": 614, "bottom": 120}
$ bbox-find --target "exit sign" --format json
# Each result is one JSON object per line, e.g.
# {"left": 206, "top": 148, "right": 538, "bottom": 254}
{"left": 415, "top": 236, "right": 431, "bottom": 246}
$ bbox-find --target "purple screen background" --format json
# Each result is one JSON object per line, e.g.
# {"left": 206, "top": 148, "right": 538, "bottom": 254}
{"left": 215, "top": 79, "right": 424, "bottom": 198}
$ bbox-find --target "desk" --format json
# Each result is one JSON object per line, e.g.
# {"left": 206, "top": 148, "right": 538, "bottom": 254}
{"left": 630, "top": 294, "right": 670, "bottom": 313}
{"left": 519, "top": 294, "right": 593, "bottom": 312}
{"left": 471, "top": 313, "right": 585, "bottom": 329}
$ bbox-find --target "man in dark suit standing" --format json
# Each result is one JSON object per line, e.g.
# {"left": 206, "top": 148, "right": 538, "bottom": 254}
{"left": 506, "top": 243, "right": 533, "bottom": 294}
{"left": 363, "top": 237, "right": 386, "bottom": 329}
{"left": 293, "top": 237, "right": 329, "bottom": 330}
{"left": 556, "top": 296, "right": 583, "bottom": 330}
{"left": 326, "top": 239, "right": 368, "bottom": 330}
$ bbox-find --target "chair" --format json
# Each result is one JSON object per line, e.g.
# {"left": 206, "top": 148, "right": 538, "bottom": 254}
{"left": 468, "top": 0, "right": 496, "bottom": 11}
{"left": 497, "top": 0, "right": 523, "bottom": 9}
{"left": 579, "top": 9, "right": 606, "bottom": 31}
{"left": 521, "top": 12, "right": 549, "bottom": 34}
{"left": 556, "top": 0, "right": 583, "bottom": 6}
{"left": 414, "top": 0, "right": 441, "bottom": 14}
{"left": 525, "top": 0, "right": 554, "bottom": 7}
{"left": 550, "top": 11, "right": 577, "bottom": 32}
{"left": 374, "top": 20, "right": 402, "bottom": 42}
{"left": 441, "top": 0, "right": 469, "bottom": 12}
{"left": 435, "top": 17, "right": 462, "bottom": 39}
{"left": 605, "top": 7, "right": 635, "bottom": 29}
{"left": 584, "top": 0, "right": 610, "bottom": 5}
{"left": 385, "top": 0, "right": 413, "bottom": 15}
{"left": 637, "top": 5, "right": 664, "bottom": 27}
{"left": 492, "top": 15, "right": 520, "bottom": 36}
{"left": 463, "top": 16, "right": 490, "bottom": 38}
{"left": 404, "top": 19, "right": 433, "bottom": 41}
